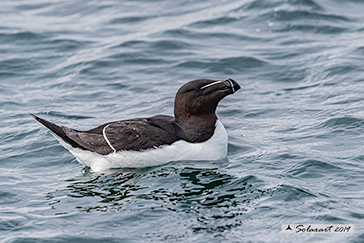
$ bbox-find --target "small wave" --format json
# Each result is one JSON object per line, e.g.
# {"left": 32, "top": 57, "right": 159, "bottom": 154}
{"left": 228, "top": 139, "right": 254, "bottom": 155}
{"left": 320, "top": 117, "right": 364, "bottom": 129}
{"left": 44, "top": 38, "right": 90, "bottom": 52}
{"left": 277, "top": 23, "right": 347, "bottom": 34}
{"left": 264, "top": 184, "right": 317, "bottom": 203}
{"left": 149, "top": 40, "right": 192, "bottom": 51}
{"left": 269, "top": 9, "right": 351, "bottom": 23}
{"left": 242, "top": 108, "right": 276, "bottom": 118}
{"left": 0, "top": 71, "right": 19, "bottom": 78}
{"left": 0, "top": 31, "right": 45, "bottom": 44}
{"left": 188, "top": 16, "right": 239, "bottom": 28}
{"left": 273, "top": 153, "right": 302, "bottom": 161}
{"left": 0, "top": 101, "right": 23, "bottom": 109}
{"left": 224, "top": 175, "right": 264, "bottom": 193}
{"left": 237, "top": 1, "right": 281, "bottom": 11}
{"left": 160, "top": 28, "right": 260, "bottom": 42}
{"left": 234, "top": 0, "right": 323, "bottom": 15}
{"left": 36, "top": 1, "right": 110, "bottom": 17}
{"left": 0, "top": 212, "right": 28, "bottom": 232}
{"left": 288, "top": 0, "right": 324, "bottom": 10}
{"left": 15, "top": 2, "right": 50, "bottom": 11}
{"left": 0, "top": 58, "right": 41, "bottom": 73}
{"left": 286, "top": 159, "right": 343, "bottom": 178}
{"left": 38, "top": 111, "right": 93, "bottom": 120}
{"left": 108, "top": 15, "right": 152, "bottom": 25}
{"left": 113, "top": 39, "right": 192, "bottom": 51}
{"left": 0, "top": 191, "right": 20, "bottom": 205}
{"left": 354, "top": 46, "right": 364, "bottom": 56}
{"left": 176, "top": 60, "right": 209, "bottom": 69}
{"left": 262, "top": 66, "right": 307, "bottom": 83}
{"left": 124, "top": 57, "right": 169, "bottom": 65}
{"left": 215, "top": 56, "right": 267, "bottom": 69}
{"left": 177, "top": 56, "right": 266, "bottom": 74}
{"left": 323, "top": 64, "right": 360, "bottom": 79}
{"left": 283, "top": 83, "right": 320, "bottom": 91}
{"left": 111, "top": 40, "right": 145, "bottom": 48}
{"left": 105, "top": 83, "right": 127, "bottom": 90}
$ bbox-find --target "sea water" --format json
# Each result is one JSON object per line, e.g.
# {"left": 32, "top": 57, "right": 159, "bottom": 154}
{"left": 1, "top": 0, "right": 364, "bottom": 242}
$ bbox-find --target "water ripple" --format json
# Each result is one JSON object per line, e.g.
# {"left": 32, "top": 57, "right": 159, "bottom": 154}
{"left": 2, "top": 0, "right": 364, "bottom": 241}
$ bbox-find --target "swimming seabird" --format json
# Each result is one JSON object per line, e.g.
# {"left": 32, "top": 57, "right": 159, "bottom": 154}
{"left": 32, "top": 78, "right": 240, "bottom": 172}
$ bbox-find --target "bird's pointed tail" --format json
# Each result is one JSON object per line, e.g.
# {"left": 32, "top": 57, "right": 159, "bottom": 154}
{"left": 30, "top": 113, "right": 84, "bottom": 149}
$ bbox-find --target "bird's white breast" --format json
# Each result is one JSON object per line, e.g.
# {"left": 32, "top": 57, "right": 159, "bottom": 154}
{"left": 54, "top": 120, "right": 228, "bottom": 172}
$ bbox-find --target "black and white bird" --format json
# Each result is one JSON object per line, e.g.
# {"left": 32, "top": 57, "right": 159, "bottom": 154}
{"left": 32, "top": 78, "right": 240, "bottom": 172}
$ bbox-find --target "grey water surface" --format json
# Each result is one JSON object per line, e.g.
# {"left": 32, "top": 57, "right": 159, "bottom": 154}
{"left": 1, "top": 0, "right": 364, "bottom": 242}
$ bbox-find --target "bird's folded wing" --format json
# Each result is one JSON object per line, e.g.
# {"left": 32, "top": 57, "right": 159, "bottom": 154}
{"left": 62, "top": 126, "right": 114, "bottom": 155}
{"left": 63, "top": 117, "right": 179, "bottom": 155}
{"left": 104, "top": 120, "right": 177, "bottom": 151}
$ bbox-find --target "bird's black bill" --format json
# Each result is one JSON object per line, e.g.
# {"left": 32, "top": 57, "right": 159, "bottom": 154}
{"left": 223, "top": 78, "right": 241, "bottom": 94}
{"left": 199, "top": 78, "right": 241, "bottom": 95}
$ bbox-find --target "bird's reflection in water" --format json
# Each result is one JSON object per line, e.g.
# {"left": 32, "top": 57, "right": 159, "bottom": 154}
{"left": 43, "top": 163, "right": 282, "bottom": 234}
{"left": 52, "top": 164, "right": 267, "bottom": 212}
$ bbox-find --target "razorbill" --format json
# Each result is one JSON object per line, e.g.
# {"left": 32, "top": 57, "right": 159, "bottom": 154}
{"left": 32, "top": 78, "right": 240, "bottom": 172}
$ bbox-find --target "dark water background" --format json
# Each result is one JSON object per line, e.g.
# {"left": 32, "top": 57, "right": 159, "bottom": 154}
{"left": 1, "top": 0, "right": 364, "bottom": 242}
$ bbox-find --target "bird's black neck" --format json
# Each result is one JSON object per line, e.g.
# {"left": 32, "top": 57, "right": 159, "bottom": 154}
{"left": 174, "top": 114, "right": 217, "bottom": 143}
